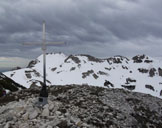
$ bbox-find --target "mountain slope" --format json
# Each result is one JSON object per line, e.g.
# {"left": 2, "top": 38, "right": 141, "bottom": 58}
{"left": 0, "top": 73, "right": 25, "bottom": 97}
{"left": 0, "top": 85, "right": 162, "bottom": 128}
{"left": 4, "top": 53, "right": 162, "bottom": 98}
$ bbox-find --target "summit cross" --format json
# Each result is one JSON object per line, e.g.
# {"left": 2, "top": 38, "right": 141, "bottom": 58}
{"left": 23, "top": 21, "right": 64, "bottom": 106}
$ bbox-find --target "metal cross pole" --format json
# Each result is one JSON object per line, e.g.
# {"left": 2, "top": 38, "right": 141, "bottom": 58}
{"left": 23, "top": 21, "right": 64, "bottom": 106}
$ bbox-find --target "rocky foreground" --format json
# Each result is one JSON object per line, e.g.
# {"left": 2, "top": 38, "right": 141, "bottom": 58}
{"left": 0, "top": 85, "right": 162, "bottom": 128}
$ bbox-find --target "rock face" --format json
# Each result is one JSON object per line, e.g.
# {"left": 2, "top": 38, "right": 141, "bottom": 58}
{"left": 132, "top": 54, "right": 153, "bottom": 63}
{"left": 158, "top": 68, "right": 162, "bottom": 77}
{"left": 64, "top": 55, "right": 81, "bottom": 64}
{"left": 0, "top": 85, "right": 162, "bottom": 128}
{"left": 149, "top": 68, "right": 156, "bottom": 77}
{"left": 27, "top": 59, "right": 40, "bottom": 68}
{"left": 0, "top": 73, "right": 25, "bottom": 97}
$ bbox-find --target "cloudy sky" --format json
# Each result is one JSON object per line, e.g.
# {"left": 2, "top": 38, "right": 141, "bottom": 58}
{"left": 0, "top": 0, "right": 162, "bottom": 69}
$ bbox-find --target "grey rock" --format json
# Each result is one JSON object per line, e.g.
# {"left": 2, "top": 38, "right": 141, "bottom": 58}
{"left": 4, "top": 122, "right": 10, "bottom": 128}
{"left": 0, "top": 124, "right": 5, "bottom": 128}
{"left": 29, "top": 110, "right": 38, "bottom": 119}
{"left": 18, "top": 123, "right": 30, "bottom": 128}
{"left": 0, "top": 85, "right": 162, "bottom": 128}
{"left": 49, "top": 103, "right": 54, "bottom": 111}
{"left": 22, "top": 112, "right": 29, "bottom": 120}
{"left": 42, "top": 107, "right": 49, "bottom": 117}
{"left": 55, "top": 111, "right": 61, "bottom": 116}
{"left": 46, "top": 125, "right": 52, "bottom": 128}
{"left": 6, "top": 117, "right": 13, "bottom": 122}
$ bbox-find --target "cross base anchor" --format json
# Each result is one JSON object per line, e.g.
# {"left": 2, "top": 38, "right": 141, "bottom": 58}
{"left": 35, "top": 85, "right": 48, "bottom": 107}
{"left": 35, "top": 97, "right": 48, "bottom": 107}
{"left": 38, "top": 96, "right": 48, "bottom": 105}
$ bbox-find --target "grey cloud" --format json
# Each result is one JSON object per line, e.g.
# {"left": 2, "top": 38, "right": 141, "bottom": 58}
{"left": 0, "top": 0, "right": 162, "bottom": 59}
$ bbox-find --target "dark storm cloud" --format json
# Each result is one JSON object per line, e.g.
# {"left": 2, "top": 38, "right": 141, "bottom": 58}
{"left": 0, "top": 0, "right": 162, "bottom": 59}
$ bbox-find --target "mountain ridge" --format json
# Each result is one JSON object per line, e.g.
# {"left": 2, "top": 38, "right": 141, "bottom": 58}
{"left": 3, "top": 53, "right": 162, "bottom": 98}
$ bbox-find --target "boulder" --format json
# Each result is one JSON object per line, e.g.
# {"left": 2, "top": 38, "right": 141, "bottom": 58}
{"left": 42, "top": 106, "right": 50, "bottom": 117}
{"left": 29, "top": 110, "right": 38, "bottom": 119}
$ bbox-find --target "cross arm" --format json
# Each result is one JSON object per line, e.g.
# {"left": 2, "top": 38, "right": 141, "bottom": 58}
{"left": 22, "top": 42, "right": 42, "bottom": 46}
{"left": 46, "top": 42, "right": 65, "bottom": 45}
{"left": 22, "top": 42, "right": 65, "bottom": 46}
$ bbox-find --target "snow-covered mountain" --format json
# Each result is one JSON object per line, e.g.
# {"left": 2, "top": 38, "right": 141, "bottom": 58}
{"left": 4, "top": 53, "right": 162, "bottom": 98}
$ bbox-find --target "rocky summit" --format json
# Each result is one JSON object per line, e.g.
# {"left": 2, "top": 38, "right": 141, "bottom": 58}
{"left": 0, "top": 85, "right": 162, "bottom": 128}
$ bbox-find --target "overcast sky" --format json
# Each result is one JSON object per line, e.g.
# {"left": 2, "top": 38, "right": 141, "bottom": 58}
{"left": 0, "top": 0, "right": 162, "bottom": 69}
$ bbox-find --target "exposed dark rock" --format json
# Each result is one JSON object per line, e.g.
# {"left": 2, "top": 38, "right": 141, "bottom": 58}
{"left": 51, "top": 67, "right": 57, "bottom": 72}
{"left": 97, "top": 71, "right": 108, "bottom": 76}
{"left": 149, "top": 68, "right": 156, "bottom": 77}
{"left": 93, "top": 73, "right": 99, "bottom": 79}
{"left": 25, "top": 70, "right": 41, "bottom": 79}
{"left": 57, "top": 71, "right": 63, "bottom": 74}
{"left": 104, "top": 80, "right": 114, "bottom": 88}
{"left": 33, "top": 69, "right": 41, "bottom": 77}
{"left": 144, "top": 60, "right": 153, "bottom": 63}
{"left": 64, "top": 55, "right": 81, "bottom": 64}
{"left": 108, "top": 58, "right": 122, "bottom": 64}
{"left": 138, "top": 68, "right": 149, "bottom": 73}
{"left": 132, "top": 55, "right": 145, "bottom": 63}
{"left": 70, "top": 67, "right": 76, "bottom": 71}
{"left": 158, "top": 68, "right": 162, "bottom": 77}
{"left": 107, "top": 56, "right": 129, "bottom": 64}
{"left": 78, "top": 64, "right": 81, "bottom": 68}
{"left": 82, "top": 70, "right": 94, "bottom": 79}
{"left": 122, "top": 65, "right": 128, "bottom": 70}
{"left": 121, "top": 85, "right": 136, "bottom": 91}
{"left": 133, "top": 55, "right": 153, "bottom": 64}
{"left": 160, "top": 90, "right": 162, "bottom": 96}
{"left": 10, "top": 72, "right": 15, "bottom": 77}
{"left": 105, "top": 67, "right": 111, "bottom": 71}
{"left": 25, "top": 71, "right": 32, "bottom": 79}
{"left": 126, "top": 78, "right": 136, "bottom": 84}
{"left": 145, "top": 85, "right": 155, "bottom": 91}
{"left": 27, "top": 59, "right": 40, "bottom": 68}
